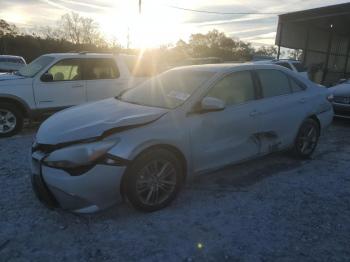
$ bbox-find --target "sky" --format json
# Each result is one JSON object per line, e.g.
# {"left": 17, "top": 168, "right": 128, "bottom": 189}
{"left": 0, "top": 0, "right": 349, "bottom": 48}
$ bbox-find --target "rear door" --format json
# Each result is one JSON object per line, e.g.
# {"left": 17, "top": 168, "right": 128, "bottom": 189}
{"left": 189, "top": 70, "right": 261, "bottom": 173}
{"left": 33, "top": 58, "right": 86, "bottom": 109}
{"left": 83, "top": 58, "right": 125, "bottom": 101}
{"left": 253, "top": 69, "right": 308, "bottom": 153}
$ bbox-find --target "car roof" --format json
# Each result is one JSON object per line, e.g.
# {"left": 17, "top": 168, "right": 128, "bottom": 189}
{"left": 42, "top": 53, "right": 133, "bottom": 59}
{"left": 276, "top": 59, "right": 301, "bottom": 63}
{"left": 169, "top": 63, "right": 289, "bottom": 74}
{"left": 253, "top": 59, "right": 301, "bottom": 64}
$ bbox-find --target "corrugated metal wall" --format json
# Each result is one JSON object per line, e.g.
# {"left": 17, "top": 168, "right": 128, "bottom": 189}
{"left": 276, "top": 13, "right": 350, "bottom": 85}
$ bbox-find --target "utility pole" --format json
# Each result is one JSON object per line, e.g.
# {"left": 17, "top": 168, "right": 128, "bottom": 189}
{"left": 127, "top": 27, "right": 130, "bottom": 49}
{"left": 139, "top": 0, "right": 142, "bottom": 14}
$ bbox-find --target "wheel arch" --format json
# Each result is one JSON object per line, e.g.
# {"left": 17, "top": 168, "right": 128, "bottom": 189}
{"left": 119, "top": 143, "right": 188, "bottom": 198}
{"left": 0, "top": 95, "right": 31, "bottom": 117}
{"left": 308, "top": 114, "right": 321, "bottom": 132}
{"left": 293, "top": 114, "right": 321, "bottom": 145}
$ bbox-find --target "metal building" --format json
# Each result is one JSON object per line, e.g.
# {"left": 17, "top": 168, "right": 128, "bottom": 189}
{"left": 276, "top": 3, "right": 350, "bottom": 86}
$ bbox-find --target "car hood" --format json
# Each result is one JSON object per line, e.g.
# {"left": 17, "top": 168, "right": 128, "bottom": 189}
{"left": 36, "top": 98, "right": 169, "bottom": 145}
{"left": 0, "top": 73, "right": 29, "bottom": 87}
{"left": 329, "top": 83, "right": 350, "bottom": 96}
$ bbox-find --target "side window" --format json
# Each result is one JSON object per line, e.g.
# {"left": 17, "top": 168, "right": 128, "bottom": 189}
{"left": 207, "top": 71, "right": 255, "bottom": 106}
{"left": 47, "top": 59, "right": 82, "bottom": 81}
{"left": 289, "top": 76, "right": 305, "bottom": 92}
{"left": 276, "top": 62, "right": 292, "bottom": 70}
{"left": 257, "top": 69, "right": 291, "bottom": 98}
{"left": 83, "top": 58, "right": 120, "bottom": 80}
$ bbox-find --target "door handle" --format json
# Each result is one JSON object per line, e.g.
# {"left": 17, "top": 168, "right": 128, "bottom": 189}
{"left": 249, "top": 110, "right": 259, "bottom": 117}
{"left": 299, "top": 98, "right": 306, "bottom": 103}
{"left": 72, "top": 84, "right": 84, "bottom": 88}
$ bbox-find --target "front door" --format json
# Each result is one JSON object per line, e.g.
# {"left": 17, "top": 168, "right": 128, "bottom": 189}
{"left": 33, "top": 58, "right": 86, "bottom": 109}
{"left": 189, "top": 70, "right": 261, "bottom": 173}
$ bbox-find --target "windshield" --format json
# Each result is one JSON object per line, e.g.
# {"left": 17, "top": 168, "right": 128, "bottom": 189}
{"left": 119, "top": 69, "right": 215, "bottom": 109}
{"left": 18, "top": 56, "right": 54, "bottom": 77}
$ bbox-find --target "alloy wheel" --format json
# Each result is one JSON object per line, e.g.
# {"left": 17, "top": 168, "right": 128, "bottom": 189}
{"left": 136, "top": 159, "right": 177, "bottom": 206}
{"left": 0, "top": 109, "right": 17, "bottom": 134}
{"left": 297, "top": 124, "right": 318, "bottom": 155}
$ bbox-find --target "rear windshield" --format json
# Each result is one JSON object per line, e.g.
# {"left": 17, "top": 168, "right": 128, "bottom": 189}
{"left": 292, "top": 62, "right": 307, "bottom": 72}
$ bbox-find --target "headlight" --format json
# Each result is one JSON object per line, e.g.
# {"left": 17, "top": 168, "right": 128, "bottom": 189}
{"left": 327, "top": 93, "right": 334, "bottom": 102}
{"left": 43, "top": 140, "right": 118, "bottom": 169}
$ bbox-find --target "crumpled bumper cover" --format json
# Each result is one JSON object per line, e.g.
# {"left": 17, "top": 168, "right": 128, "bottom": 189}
{"left": 31, "top": 157, "right": 126, "bottom": 213}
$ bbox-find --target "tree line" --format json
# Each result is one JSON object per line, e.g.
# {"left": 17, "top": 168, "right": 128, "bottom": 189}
{"left": 0, "top": 12, "right": 296, "bottom": 65}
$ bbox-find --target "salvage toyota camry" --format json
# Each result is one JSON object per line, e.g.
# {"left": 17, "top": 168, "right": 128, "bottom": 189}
{"left": 31, "top": 64, "right": 334, "bottom": 213}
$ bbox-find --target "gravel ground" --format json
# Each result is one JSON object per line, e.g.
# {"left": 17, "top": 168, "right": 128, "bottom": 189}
{"left": 1, "top": 120, "right": 350, "bottom": 262}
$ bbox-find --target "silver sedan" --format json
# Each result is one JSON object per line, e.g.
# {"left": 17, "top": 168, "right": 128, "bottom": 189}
{"left": 31, "top": 64, "right": 334, "bottom": 213}
{"left": 329, "top": 79, "right": 350, "bottom": 119}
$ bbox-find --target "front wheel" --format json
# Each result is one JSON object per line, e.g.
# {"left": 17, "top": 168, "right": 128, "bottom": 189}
{"left": 0, "top": 103, "right": 23, "bottom": 138}
{"left": 124, "top": 148, "right": 184, "bottom": 212}
{"left": 293, "top": 118, "right": 320, "bottom": 159}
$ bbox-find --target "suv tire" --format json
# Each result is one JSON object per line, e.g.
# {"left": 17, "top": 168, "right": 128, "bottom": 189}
{"left": 0, "top": 103, "right": 23, "bottom": 138}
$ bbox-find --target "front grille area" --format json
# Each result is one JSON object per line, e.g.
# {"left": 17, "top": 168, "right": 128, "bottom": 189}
{"left": 334, "top": 108, "right": 350, "bottom": 116}
{"left": 33, "top": 144, "right": 57, "bottom": 154}
{"left": 334, "top": 96, "right": 350, "bottom": 104}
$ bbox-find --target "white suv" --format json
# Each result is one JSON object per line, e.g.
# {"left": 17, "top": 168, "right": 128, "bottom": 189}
{"left": 0, "top": 53, "right": 148, "bottom": 137}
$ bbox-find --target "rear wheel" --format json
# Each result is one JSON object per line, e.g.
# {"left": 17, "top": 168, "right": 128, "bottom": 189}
{"left": 0, "top": 103, "right": 23, "bottom": 138}
{"left": 124, "top": 149, "right": 184, "bottom": 212}
{"left": 293, "top": 118, "right": 320, "bottom": 159}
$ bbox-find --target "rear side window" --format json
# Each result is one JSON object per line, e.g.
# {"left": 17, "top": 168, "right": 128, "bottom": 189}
{"left": 275, "top": 62, "right": 292, "bottom": 70}
{"left": 207, "top": 71, "right": 256, "bottom": 106}
{"left": 257, "top": 69, "right": 291, "bottom": 98}
{"left": 83, "top": 58, "right": 120, "bottom": 80}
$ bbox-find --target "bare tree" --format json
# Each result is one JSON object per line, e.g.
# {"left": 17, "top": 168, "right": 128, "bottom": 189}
{"left": 0, "top": 19, "right": 18, "bottom": 36}
{"left": 59, "top": 12, "right": 103, "bottom": 46}
{"left": 39, "top": 26, "right": 61, "bottom": 40}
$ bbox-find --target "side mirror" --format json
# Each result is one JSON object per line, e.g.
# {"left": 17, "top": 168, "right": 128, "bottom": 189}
{"left": 41, "top": 73, "right": 53, "bottom": 82}
{"left": 200, "top": 97, "right": 225, "bottom": 112}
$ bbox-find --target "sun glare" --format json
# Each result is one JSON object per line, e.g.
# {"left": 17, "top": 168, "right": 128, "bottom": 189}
{"left": 99, "top": 1, "right": 192, "bottom": 49}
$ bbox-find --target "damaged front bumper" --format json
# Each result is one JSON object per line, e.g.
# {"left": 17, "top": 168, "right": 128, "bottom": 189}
{"left": 31, "top": 150, "right": 126, "bottom": 213}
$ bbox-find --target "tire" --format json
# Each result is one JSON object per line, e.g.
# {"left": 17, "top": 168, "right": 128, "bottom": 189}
{"left": 0, "top": 103, "right": 23, "bottom": 138}
{"left": 293, "top": 118, "right": 320, "bottom": 159}
{"left": 124, "top": 148, "right": 184, "bottom": 212}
